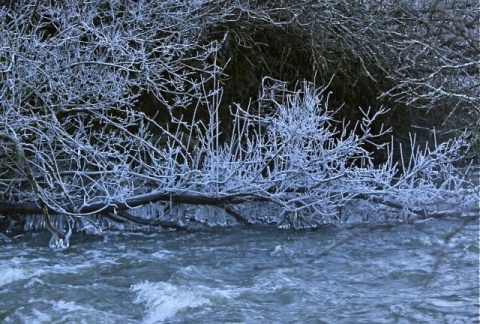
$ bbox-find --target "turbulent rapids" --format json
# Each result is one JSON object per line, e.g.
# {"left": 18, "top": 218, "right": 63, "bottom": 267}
{"left": 1, "top": 218, "right": 478, "bottom": 323}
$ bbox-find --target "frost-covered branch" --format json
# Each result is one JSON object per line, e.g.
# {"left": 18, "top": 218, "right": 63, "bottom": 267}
{"left": 0, "top": 0, "right": 477, "bottom": 247}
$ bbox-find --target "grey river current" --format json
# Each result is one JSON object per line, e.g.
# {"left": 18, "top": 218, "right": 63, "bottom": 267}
{"left": 1, "top": 217, "right": 479, "bottom": 323}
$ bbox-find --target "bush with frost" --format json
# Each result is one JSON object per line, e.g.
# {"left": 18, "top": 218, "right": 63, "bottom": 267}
{"left": 0, "top": 0, "right": 477, "bottom": 247}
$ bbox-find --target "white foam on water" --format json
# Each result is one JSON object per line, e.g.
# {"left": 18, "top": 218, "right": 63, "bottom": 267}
{"left": 3, "top": 306, "right": 52, "bottom": 324}
{"left": 4, "top": 299, "right": 133, "bottom": 324}
{"left": 52, "top": 300, "right": 133, "bottom": 323}
{"left": 0, "top": 267, "right": 29, "bottom": 287}
{"left": 270, "top": 245, "right": 295, "bottom": 256}
{"left": 131, "top": 281, "right": 212, "bottom": 323}
{"left": 0, "top": 251, "right": 118, "bottom": 291}
{"left": 150, "top": 250, "right": 174, "bottom": 259}
{"left": 23, "top": 277, "right": 46, "bottom": 288}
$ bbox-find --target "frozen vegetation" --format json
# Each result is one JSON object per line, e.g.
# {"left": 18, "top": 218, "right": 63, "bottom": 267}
{"left": 0, "top": 0, "right": 478, "bottom": 247}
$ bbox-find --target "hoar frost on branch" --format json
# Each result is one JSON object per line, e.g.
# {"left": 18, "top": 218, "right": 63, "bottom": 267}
{"left": 0, "top": 0, "right": 478, "bottom": 247}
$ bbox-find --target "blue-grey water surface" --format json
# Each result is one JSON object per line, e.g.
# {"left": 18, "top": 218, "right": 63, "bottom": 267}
{"left": 1, "top": 217, "right": 479, "bottom": 323}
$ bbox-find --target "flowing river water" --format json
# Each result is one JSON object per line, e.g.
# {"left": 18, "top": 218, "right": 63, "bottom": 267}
{"left": 1, "top": 217, "right": 479, "bottom": 323}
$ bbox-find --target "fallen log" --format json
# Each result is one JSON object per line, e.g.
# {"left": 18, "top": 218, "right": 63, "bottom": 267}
{"left": 0, "top": 191, "right": 255, "bottom": 228}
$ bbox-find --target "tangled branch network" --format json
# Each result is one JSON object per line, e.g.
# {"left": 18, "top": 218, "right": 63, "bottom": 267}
{"left": 0, "top": 0, "right": 477, "bottom": 247}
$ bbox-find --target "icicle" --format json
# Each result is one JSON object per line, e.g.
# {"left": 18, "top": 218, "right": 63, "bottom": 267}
{"left": 0, "top": 233, "right": 12, "bottom": 243}
{"left": 48, "top": 216, "right": 72, "bottom": 249}
{"left": 49, "top": 233, "right": 65, "bottom": 249}
{"left": 24, "top": 215, "right": 34, "bottom": 231}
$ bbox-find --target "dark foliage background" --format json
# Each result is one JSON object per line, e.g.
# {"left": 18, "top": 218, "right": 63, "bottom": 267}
{"left": 192, "top": 0, "right": 479, "bottom": 162}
